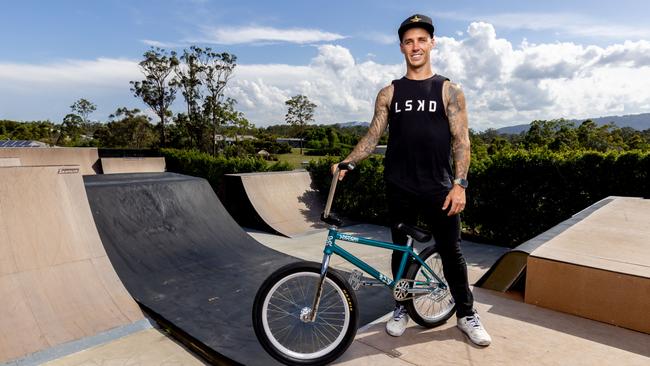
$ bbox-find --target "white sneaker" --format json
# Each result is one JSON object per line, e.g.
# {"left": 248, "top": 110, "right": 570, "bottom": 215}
{"left": 385, "top": 305, "right": 409, "bottom": 337}
{"left": 457, "top": 313, "right": 492, "bottom": 346}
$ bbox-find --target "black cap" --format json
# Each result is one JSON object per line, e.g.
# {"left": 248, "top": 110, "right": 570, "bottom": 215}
{"left": 398, "top": 14, "right": 434, "bottom": 41}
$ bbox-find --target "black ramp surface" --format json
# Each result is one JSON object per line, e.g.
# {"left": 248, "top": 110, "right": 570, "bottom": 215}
{"left": 84, "top": 172, "right": 392, "bottom": 365}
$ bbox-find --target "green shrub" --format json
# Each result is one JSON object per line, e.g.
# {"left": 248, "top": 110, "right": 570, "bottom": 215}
{"left": 304, "top": 145, "right": 352, "bottom": 156}
{"left": 307, "top": 150, "right": 649, "bottom": 247}
{"left": 161, "top": 148, "right": 291, "bottom": 196}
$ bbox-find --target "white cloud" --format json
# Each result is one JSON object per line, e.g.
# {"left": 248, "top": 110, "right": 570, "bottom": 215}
{"left": 2, "top": 22, "right": 650, "bottom": 129}
{"left": 0, "top": 58, "right": 143, "bottom": 121}
{"left": 191, "top": 25, "right": 345, "bottom": 45}
{"left": 436, "top": 11, "right": 650, "bottom": 40}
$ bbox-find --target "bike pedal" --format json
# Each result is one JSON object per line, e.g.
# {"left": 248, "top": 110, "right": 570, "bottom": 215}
{"left": 348, "top": 269, "right": 363, "bottom": 290}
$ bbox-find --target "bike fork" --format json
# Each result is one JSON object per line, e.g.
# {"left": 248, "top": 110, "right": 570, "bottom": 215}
{"left": 306, "top": 251, "right": 331, "bottom": 322}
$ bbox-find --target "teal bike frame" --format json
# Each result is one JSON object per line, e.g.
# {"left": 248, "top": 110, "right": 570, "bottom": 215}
{"left": 324, "top": 228, "right": 446, "bottom": 288}
{"left": 305, "top": 165, "right": 447, "bottom": 322}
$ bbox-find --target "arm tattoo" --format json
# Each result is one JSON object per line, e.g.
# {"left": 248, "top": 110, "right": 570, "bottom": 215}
{"left": 445, "top": 82, "right": 471, "bottom": 180}
{"left": 344, "top": 85, "right": 392, "bottom": 164}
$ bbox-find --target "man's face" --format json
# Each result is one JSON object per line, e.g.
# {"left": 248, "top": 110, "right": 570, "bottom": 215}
{"left": 400, "top": 28, "right": 434, "bottom": 68}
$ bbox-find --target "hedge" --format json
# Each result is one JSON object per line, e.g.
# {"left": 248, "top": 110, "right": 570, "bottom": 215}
{"left": 161, "top": 148, "right": 292, "bottom": 197}
{"left": 307, "top": 150, "right": 649, "bottom": 247}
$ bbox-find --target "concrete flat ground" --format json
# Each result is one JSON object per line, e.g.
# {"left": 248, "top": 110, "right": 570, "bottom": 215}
{"left": 249, "top": 224, "right": 650, "bottom": 366}
{"left": 42, "top": 328, "right": 206, "bottom": 366}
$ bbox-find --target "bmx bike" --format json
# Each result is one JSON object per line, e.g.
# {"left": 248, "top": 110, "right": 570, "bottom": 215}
{"left": 252, "top": 163, "right": 455, "bottom": 365}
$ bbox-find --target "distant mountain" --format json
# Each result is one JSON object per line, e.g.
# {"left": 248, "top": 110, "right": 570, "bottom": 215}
{"left": 495, "top": 124, "right": 530, "bottom": 135}
{"left": 495, "top": 113, "right": 650, "bottom": 134}
{"left": 336, "top": 121, "right": 369, "bottom": 128}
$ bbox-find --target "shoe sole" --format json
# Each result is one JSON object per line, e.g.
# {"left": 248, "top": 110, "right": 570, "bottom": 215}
{"left": 457, "top": 325, "right": 491, "bottom": 347}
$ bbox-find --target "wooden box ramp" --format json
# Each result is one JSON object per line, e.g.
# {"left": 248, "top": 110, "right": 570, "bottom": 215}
{"left": 100, "top": 157, "right": 166, "bottom": 174}
{"left": 0, "top": 157, "right": 20, "bottom": 167}
{"left": 0, "top": 148, "right": 100, "bottom": 175}
{"left": 83, "top": 172, "right": 393, "bottom": 366}
{"left": 225, "top": 170, "right": 328, "bottom": 237}
{"left": 476, "top": 198, "right": 615, "bottom": 292}
{"left": 525, "top": 197, "right": 650, "bottom": 334}
{"left": 0, "top": 166, "right": 146, "bottom": 365}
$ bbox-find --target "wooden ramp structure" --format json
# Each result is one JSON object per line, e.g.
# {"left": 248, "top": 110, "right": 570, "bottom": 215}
{"left": 479, "top": 197, "right": 650, "bottom": 334}
{"left": 0, "top": 148, "right": 100, "bottom": 175}
{"left": 0, "top": 166, "right": 148, "bottom": 365}
{"left": 476, "top": 198, "right": 613, "bottom": 292}
{"left": 0, "top": 157, "right": 20, "bottom": 167}
{"left": 100, "top": 157, "right": 166, "bottom": 174}
{"left": 226, "top": 170, "right": 327, "bottom": 237}
{"left": 525, "top": 197, "right": 650, "bottom": 333}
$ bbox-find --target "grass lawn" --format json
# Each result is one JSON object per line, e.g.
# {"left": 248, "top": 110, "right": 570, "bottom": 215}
{"left": 271, "top": 148, "right": 328, "bottom": 169}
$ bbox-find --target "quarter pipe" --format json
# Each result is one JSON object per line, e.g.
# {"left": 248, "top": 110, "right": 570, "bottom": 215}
{"left": 84, "top": 172, "right": 393, "bottom": 365}
{"left": 225, "top": 170, "right": 328, "bottom": 237}
{"left": 0, "top": 166, "right": 145, "bottom": 364}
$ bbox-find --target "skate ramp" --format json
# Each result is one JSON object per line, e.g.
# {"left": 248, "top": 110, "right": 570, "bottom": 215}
{"left": 0, "top": 166, "right": 145, "bottom": 364}
{"left": 0, "top": 157, "right": 20, "bottom": 167}
{"left": 100, "top": 157, "right": 165, "bottom": 174}
{"left": 476, "top": 198, "right": 614, "bottom": 292}
{"left": 0, "top": 148, "right": 100, "bottom": 175}
{"left": 525, "top": 197, "right": 650, "bottom": 334}
{"left": 226, "top": 170, "right": 327, "bottom": 237}
{"left": 84, "top": 172, "right": 392, "bottom": 365}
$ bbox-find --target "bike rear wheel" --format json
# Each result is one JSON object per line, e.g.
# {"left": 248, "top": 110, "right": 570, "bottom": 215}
{"left": 404, "top": 246, "right": 456, "bottom": 327}
{"left": 252, "top": 262, "right": 359, "bottom": 365}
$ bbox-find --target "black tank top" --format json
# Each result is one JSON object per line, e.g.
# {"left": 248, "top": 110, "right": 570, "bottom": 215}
{"left": 384, "top": 74, "right": 453, "bottom": 195}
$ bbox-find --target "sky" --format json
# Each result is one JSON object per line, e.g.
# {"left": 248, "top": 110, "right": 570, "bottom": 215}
{"left": 1, "top": 0, "right": 650, "bottom": 130}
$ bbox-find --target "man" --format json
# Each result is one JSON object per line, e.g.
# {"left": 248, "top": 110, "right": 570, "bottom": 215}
{"left": 332, "top": 14, "right": 491, "bottom": 346}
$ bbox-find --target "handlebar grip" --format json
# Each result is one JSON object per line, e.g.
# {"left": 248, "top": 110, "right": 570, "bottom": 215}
{"left": 338, "top": 162, "right": 355, "bottom": 171}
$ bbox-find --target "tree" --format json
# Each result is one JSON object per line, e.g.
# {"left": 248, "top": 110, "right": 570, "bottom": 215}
{"left": 131, "top": 47, "right": 179, "bottom": 147}
{"left": 202, "top": 50, "right": 237, "bottom": 155}
{"left": 173, "top": 46, "right": 204, "bottom": 148}
{"left": 285, "top": 94, "right": 317, "bottom": 154}
{"left": 70, "top": 98, "right": 96, "bottom": 124}
{"left": 94, "top": 107, "right": 157, "bottom": 148}
{"left": 170, "top": 47, "right": 237, "bottom": 154}
{"left": 55, "top": 113, "right": 83, "bottom": 145}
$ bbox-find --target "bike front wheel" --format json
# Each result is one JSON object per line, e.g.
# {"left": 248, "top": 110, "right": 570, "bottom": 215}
{"left": 404, "top": 246, "right": 456, "bottom": 327}
{"left": 252, "top": 262, "right": 359, "bottom": 365}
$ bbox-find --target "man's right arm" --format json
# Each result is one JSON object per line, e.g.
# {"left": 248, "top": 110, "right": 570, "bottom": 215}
{"left": 342, "top": 84, "right": 393, "bottom": 164}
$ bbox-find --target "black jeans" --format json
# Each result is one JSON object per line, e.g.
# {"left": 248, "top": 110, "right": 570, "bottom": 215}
{"left": 386, "top": 181, "right": 474, "bottom": 318}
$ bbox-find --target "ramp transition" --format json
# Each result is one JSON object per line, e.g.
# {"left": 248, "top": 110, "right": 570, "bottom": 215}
{"left": 84, "top": 172, "right": 393, "bottom": 365}
{"left": 225, "top": 170, "right": 327, "bottom": 237}
{"left": 0, "top": 166, "right": 146, "bottom": 364}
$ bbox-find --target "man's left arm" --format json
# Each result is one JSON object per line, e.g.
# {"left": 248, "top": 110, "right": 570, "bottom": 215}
{"left": 442, "top": 81, "right": 471, "bottom": 216}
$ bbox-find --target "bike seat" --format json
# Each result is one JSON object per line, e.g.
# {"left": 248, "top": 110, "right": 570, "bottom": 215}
{"left": 321, "top": 212, "right": 343, "bottom": 226}
{"left": 396, "top": 223, "right": 432, "bottom": 243}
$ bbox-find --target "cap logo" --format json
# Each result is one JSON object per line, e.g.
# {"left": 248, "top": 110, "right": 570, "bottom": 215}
{"left": 410, "top": 15, "right": 421, "bottom": 22}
